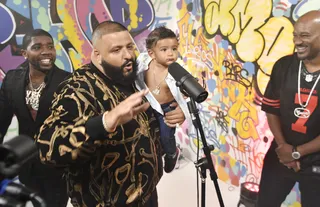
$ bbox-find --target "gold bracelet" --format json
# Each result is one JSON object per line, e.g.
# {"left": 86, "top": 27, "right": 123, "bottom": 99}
{"left": 102, "top": 111, "right": 116, "bottom": 132}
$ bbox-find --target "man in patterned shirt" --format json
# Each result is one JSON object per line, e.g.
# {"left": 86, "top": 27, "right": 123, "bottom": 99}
{"left": 36, "top": 21, "right": 185, "bottom": 206}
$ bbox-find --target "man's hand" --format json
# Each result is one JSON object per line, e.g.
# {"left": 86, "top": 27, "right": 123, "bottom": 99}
{"left": 103, "top": 89, "right": 150, "bottom": 132}
{"left": 276, "top": 143, "right": 294, "bottom": 164}
{"left": 164, "top": 102, "right": 185, "bottom": 127}
{"left": 284, "top": 161, "right": 301, "bottom": 172}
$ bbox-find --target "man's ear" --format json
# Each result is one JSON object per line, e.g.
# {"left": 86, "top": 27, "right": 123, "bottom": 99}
{"left": 21, "top": 49, "right": 27, "bottom": 59}
{"left": 93, "top": 49, "right": 102, "bottom": 64}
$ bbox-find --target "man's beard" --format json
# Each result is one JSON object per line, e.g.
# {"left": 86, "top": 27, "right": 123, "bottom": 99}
{"left": 101, "top": 58, "right": 138, "bottom": 86}
{"left": 28, "top": 60, "right": 53, "bottom": 73}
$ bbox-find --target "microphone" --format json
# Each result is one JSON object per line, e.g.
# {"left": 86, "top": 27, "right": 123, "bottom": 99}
{"left": 168, "top": 62, "right": 208, "bottom": 103}
{"left": 0, "top": 195, "right": 25, "bottom": 207}
{"left": 1, "top": 180, "right": 46, "bottom": 207}
{"left": 0, "top": 135, "right": 38, "bottom": 177}
{"left": 0, "top": 136, "right": 45, "bottom": 206}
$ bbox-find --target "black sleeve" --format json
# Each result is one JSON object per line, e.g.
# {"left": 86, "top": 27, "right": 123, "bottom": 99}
{"left": 0, "top": 73, "right": 14, "bottom": 143}
{"left": 261, "top": 58, "right": 283, "bottom": 116}
{"left": 35, "top": 81, "right": 121, "bottom": 167}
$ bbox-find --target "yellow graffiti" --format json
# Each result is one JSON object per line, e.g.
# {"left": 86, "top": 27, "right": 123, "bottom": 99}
{"left": 228, "top": 99, "right": 259, "bottom": 140}
{"left": 203, "top": 0, "right": 238, "bottom": 39}
{"left": 177, "top": 10, "right": 258, "bottom": 139}
{"left": 177, "top": 12, "right": 194, "bottom": 57}
{"left": 257, "top": 16, "right": 294, "bottom": 94}
{"left": 203, "top": 0, "right": 294, "bottom": 94}
{"left": 126, "top": 0, "right": 141, "bottom": 31}
{"left": 220, "top": 77, "right": 253, "bottom": 107}
{"left": 57, "top": 1, "right": 83, "bottom": 69}
{"left": 288, "top": 202, "right": 302, "bottom": 207}
{"left": 177, "top": 12, "right": 225, "bottom": 79}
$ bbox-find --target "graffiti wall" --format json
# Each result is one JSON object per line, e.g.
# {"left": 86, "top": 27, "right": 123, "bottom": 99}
{"left": 1, "top": 0, "right": 318, "bottom": 206}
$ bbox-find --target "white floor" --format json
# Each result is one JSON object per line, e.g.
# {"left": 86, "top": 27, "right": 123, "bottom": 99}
{"left": 65, "top": 159, "right": 241, "bottom": 207}
{"left": 156, "top": 160, "right": 240, "bottom": 207}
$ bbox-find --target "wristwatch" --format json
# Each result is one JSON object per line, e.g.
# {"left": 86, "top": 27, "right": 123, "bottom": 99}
{"left": 292, "top": 146, "right": 301, "bottom": 160}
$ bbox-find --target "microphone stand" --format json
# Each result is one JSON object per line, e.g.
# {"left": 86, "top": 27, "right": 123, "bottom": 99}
{"left": 184, "top": 95, "right": 225, "bottom": 207}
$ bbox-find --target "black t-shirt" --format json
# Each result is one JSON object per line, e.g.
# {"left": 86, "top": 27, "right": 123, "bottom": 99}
{"left": 262, "top": 53, "right": 320, "bottom": 166}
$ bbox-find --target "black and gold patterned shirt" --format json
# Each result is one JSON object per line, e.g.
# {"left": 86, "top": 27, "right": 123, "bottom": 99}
{"left": 36, "top": 63, "right": 162, "bottom": 207}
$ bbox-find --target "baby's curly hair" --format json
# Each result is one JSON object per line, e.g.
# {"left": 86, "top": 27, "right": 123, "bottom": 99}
{"left": 146, "top": 26, "right": 179, "bottom": 49}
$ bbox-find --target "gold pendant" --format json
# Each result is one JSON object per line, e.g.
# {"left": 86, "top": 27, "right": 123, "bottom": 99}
{"left": 152, "top": 86, "right": 160, "bottom": 95}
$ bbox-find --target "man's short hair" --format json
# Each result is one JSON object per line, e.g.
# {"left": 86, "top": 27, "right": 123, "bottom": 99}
{"left": 91, "top": 21, "right": 128, "bottom": 46}
{"left": 22, "top": 29, "right": 53, "bottom": 49}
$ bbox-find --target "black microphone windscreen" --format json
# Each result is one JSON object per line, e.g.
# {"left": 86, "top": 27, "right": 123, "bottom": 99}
{"left": 0, "top": 135, "right": 38, "bottom": 177}
{"left": 168, "top": 62, "right": 189, "bottom": 80}
{"left": 0, "top": 195, "right": 25, "bottom": 206}
{"left": 168, "top": 62, "right": 208, "bottom": 103}
{"left": 0, "top": 135, "right": 37, "bottom": 165}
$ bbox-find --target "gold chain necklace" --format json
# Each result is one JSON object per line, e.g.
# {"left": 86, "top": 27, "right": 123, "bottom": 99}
{"left": 151, "top": 69, "right": 167, "bottom": 95}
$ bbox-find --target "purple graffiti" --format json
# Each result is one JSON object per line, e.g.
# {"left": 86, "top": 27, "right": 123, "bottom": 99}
{"left": 0, "top": 3, "right": 16, "bottom": 44}
{"left": 73, "top": 0, "right": 113, "bottom": 42}
{"left": 0, "top": 0, "right": 156, "bottom": 73}
{"left": 0, "top": 46, "right": 25, "bottom": 73}
{"left": 107, "top": 0, "right": 154, "bottom": 34}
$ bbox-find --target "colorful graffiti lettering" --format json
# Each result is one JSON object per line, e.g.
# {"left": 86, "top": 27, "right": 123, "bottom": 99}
{"left": 0, "top": 0, "right": 154, "bottom": 72}
{"left": 202, "top": 0, "right": 295, "bottom": 96}
{"left": 174, "top": 0, "right": 314, "bottom": 206}
{"left": 2, "top": 0, "right": 319, "bottom": 206}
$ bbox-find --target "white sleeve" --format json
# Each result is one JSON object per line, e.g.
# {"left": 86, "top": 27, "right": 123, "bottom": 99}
{"left": 137, "top": 52, "right": 152, "bottom": 74}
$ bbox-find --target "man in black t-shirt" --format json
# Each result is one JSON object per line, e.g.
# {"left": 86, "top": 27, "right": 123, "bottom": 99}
{"left": 257, "top": 10, "right": 320, "bottom": 207}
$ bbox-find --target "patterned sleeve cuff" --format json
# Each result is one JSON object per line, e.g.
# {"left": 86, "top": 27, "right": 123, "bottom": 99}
{"left": 85, "top": 115, "right": 112, "bottom": 140}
